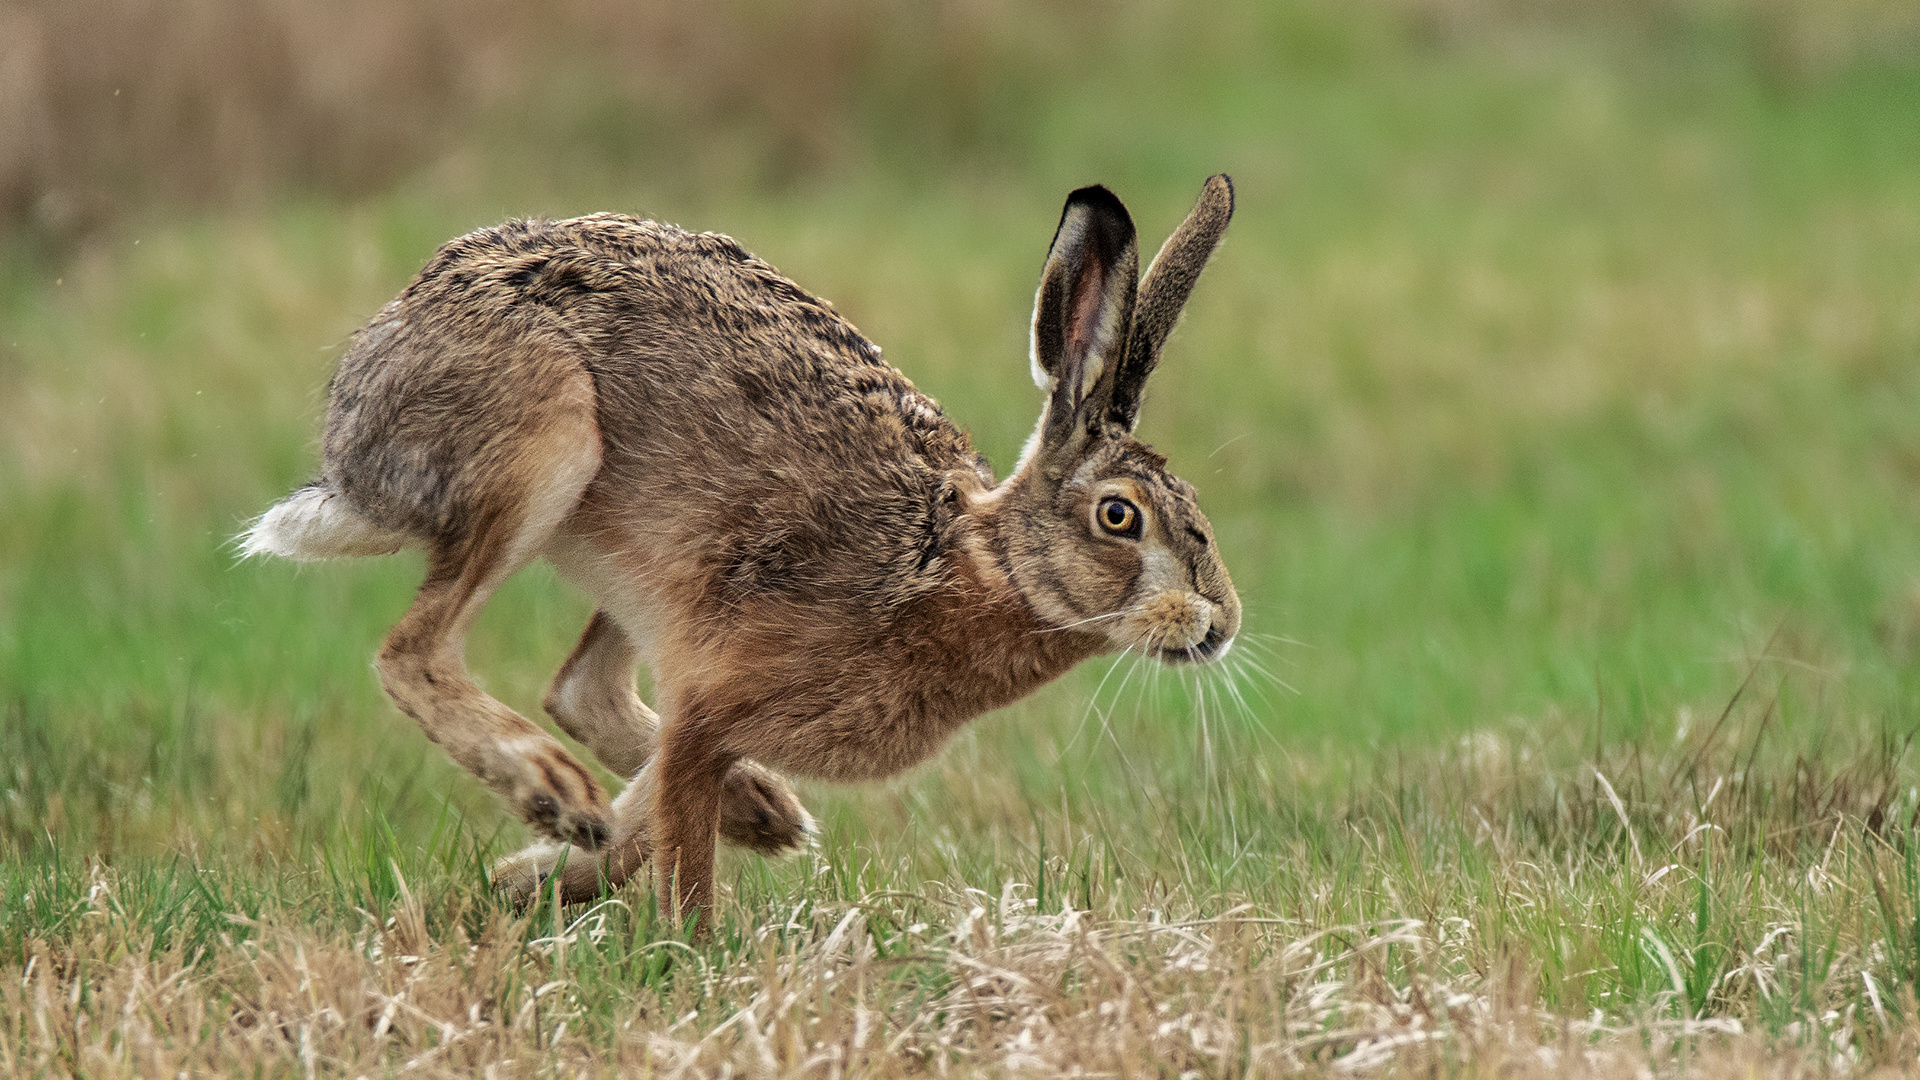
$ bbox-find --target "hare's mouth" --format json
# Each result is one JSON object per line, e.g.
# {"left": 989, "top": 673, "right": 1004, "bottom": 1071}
{"left": 1156, "top": 625, "right": 1231, "bottom": 665}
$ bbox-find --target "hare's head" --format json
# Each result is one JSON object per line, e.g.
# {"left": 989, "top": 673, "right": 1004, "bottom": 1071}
{"left": 995, "top": 177, "right": 1240, "bottom": 663}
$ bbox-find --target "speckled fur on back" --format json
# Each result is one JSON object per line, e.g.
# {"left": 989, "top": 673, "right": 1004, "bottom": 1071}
{"left": 243, "top": 177, "right": 1242, "bottom": 929}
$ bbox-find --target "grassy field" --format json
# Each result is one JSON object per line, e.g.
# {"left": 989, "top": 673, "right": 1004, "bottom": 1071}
{"left": 7, "top": 2, "right": 1920, "bottom": 1074}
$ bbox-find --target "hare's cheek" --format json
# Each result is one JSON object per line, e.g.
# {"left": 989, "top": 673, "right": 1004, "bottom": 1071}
{"left": 1049, "top": 540, "right": 1139, "bottom": 620}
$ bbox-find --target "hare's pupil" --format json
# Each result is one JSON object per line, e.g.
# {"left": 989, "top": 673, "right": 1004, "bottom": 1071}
{"left": 1106, "top": 504, "right": 1126, "bottom": 526}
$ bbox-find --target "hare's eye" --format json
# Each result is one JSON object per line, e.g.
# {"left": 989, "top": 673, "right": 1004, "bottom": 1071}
{"left": 1096, "top": 496, "right": 1142, "bottom": 539}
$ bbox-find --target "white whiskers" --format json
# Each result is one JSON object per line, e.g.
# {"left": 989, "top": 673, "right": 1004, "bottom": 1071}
{"left": 1058, "top": 616, "right": 1307, "bottom": 830}
{"left": 1033, "top": 610, "right": 1129, "bottom": 635}
{"left": 1062, "top": 642, "right": 1138, "bottom": 757}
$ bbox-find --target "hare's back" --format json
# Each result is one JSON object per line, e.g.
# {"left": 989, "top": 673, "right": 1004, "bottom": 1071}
{"left": 373, "top": 214, "right": 988, "bottom": 612}
{"left": 545, "top": 216, "right": 991, "bottom": 606}
{"left": 322, "top": 216, "right": 984, "bottom": 565}
{"left": 387, "top": 212, "right": 974, "bottom": 473}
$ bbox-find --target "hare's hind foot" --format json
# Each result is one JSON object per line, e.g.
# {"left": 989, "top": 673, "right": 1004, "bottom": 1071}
{"left": 493, "top": 837, "right": 649, "bottom": 908}
{"left": 379, "top": 541, "right": 615, "bottom": 851}
{"left": 495, "top": 762, "right": 658, "bottom": 907}
{"left": 490, "top": 841, "right": 571, "bottom": 906}
{"left": 367, "top": 367, "right": 618, "bottom": 851}
{"left": 490, "top": 758, "right": 814, "bottom": 910}
{"left": 493, "top": 832, "right": 652, "bottom": 907}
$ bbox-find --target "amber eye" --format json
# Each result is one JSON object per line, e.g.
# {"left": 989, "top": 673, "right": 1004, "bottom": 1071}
{"left": 1096, "top": 496, "right": 1142, "bottom": 539}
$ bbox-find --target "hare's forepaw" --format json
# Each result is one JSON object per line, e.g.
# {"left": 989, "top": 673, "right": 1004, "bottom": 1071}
{"left": 507, "top": 740, "right": 613, "bottom": 850}
{"left": 720, "top": 760, "right": 817, "bottom": 857}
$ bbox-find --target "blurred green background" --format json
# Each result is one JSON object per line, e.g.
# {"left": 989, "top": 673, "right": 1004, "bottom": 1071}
{"left": 4, "top": 0, "right": 1920, "bottom": 865}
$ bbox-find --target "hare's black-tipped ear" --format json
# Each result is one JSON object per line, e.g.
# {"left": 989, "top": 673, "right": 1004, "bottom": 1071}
{"left": 1108, "top": 174, "right": 1233, "bottom": 431}
{"left": 1031, "top": 185, "right": 1138, "bottom": 459}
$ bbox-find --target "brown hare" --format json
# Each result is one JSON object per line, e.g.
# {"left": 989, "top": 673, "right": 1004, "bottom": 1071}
{"left": 243, "top": 176, "right": 1241, "bottom": 927}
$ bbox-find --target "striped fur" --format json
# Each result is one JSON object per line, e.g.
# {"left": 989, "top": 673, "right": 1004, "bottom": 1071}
{"left": 248, "top": 177, "right": 1241, "bottom": 929}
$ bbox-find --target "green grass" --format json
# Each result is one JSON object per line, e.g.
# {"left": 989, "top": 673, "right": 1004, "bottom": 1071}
{"left": 6, "top": 5, "right": 1920, "bottom": 1073}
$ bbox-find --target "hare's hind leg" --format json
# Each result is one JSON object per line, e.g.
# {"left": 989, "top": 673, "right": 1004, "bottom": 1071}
{"left": 542, "top": 611, "right": 656, "bottom": 777}
{"left": 491, "top": 755, "right": 816, "bottom": 907}
{"left": 498, "top": 702, "right": 758, "bottom": 925}
{"left": 494, "top": 761, "right": 658, "bottom": 906}
{"left": 374, "top": 405, "right": 612, "bottom": 850}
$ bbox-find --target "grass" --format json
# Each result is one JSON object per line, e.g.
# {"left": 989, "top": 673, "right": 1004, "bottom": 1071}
{"left": 7, "top": 3, "right": 1920, "bottom": 1073}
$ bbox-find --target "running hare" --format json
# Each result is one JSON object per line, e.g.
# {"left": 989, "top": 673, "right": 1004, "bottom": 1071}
{"left": 244, "top": 176, "right": 1241, "bottom": 926}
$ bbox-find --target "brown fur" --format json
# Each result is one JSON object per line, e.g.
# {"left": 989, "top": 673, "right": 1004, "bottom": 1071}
{"left": 246, "top": 177, "right": 1241, "bottom": 930}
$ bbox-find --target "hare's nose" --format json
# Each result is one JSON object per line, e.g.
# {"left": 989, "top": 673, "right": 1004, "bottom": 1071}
{"left": 1193, "top": 623, "right": 1232, "bottom": 661}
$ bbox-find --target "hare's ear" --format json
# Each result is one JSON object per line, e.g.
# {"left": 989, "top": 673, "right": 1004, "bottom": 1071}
{"left": 1108, "top": 174, "right": 1233, "bottom": 431}
{"left": 1030, "top": 185, "right": 1138, "bottom": 461}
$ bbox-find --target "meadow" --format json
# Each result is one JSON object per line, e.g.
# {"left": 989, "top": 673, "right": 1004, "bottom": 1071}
{"left": 5, "top": 1, "right": 1920, "bottom": 1073}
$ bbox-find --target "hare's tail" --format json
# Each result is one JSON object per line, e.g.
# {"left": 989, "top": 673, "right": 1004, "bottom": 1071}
{"left": 238, "top": 484, "right": 409, "bottom": 561}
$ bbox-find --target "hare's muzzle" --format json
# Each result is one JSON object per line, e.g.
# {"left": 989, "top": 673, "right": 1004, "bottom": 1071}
{"left": 1188, "top": 623, "right": 1235, "bottom": 662}
{"left": 1122, "top": 591, "right": 1235, "bottom": 663}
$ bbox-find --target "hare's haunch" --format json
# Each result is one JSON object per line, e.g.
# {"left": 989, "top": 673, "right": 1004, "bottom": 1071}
{"left": 244, "top": 177, "right": 1241, "bottom": 927}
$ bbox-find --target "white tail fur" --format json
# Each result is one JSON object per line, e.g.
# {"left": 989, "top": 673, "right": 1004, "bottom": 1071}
{"left": 238, "top": 485, "right": 409, "bottom": 561}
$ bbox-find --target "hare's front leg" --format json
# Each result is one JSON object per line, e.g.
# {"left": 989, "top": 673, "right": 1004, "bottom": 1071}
{"left": 545, "top": 610, "right": 816, "bottom": 856}
{"left": 490, "top": 758, "right": 814, "bottom": 907}
{"left": 653, "top": 722, "right": 735, "bottom": 929}
{"left": 493, "top": 614, "right": 814, "bottom": 907}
